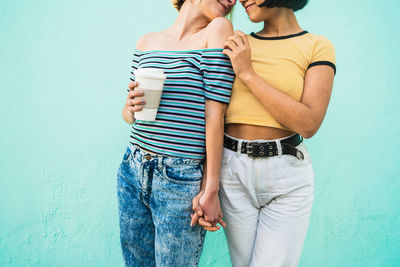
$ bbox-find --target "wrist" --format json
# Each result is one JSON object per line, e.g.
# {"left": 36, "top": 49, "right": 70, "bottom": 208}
{"left": 239, "top": 69, "right": 256, "bottom": 84}
{"left": 204, "top": 185, "right": 219, "bottom": 196}
{"left": 122, "top": 107, "right": 135, "bottom": 124}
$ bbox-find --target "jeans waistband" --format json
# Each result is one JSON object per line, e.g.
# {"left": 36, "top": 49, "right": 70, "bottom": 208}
{"left": 128, "top": 143, "right": 204, "bottom": 165}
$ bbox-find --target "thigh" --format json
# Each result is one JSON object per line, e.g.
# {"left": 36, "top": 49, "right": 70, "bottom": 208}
{"left": 250, "top": 158, "right": 314, "bottom": 267}
{"left": 151, "top": 159, "right": 206, "bottom": 267}
{"left": 219, "top": 148, "right": 259, "bottom": 267}
{"left": 117, "top": 146, "right": 155, "bottom": 267}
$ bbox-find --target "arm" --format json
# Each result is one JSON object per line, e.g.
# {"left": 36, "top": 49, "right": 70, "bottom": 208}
{"left": 224, "top": 31, "right": 335, "bottom": 138}
{"left": 199, "top": 100, "right": 226, "bottom": 223}
{"left": 197, "top": 17, "right": 234, "bottom": 224}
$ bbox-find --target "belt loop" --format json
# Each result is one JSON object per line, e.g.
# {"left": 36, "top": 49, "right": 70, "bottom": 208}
{"left": 275, "top": 139, "right": 283, "bottom": 157}
{"left": 158, "top": 156, "right": 162, "bottom": 170}
{"left": 236, "top": 140, "right": 243, "bottom": 158}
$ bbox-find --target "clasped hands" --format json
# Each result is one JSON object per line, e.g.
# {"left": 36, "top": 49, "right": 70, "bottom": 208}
{"left": 190, "top": 190, "right": 226, "bottom": 232}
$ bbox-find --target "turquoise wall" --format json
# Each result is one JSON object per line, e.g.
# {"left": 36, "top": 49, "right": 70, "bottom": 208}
{"left": 1, "top": 0, "right": 399, "bottom": 266}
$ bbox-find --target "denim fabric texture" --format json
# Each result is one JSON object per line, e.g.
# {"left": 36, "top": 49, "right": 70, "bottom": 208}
{"left": 117, "top": 144, "right": 206, "bottom": 267}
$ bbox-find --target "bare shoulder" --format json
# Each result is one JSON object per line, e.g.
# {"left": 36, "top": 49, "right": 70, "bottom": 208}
{"left": 136, "top": 32, "right": 164, "bottom": 51}
{"left": 206, "top": 17, "right": 234, "bottom": 48}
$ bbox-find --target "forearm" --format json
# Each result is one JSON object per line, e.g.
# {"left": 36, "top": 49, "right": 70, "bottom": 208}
{"left": 204, "top": 106, "right": 225, "bottom": 194}
{"left": 241, "top": 72, "right": 318, "bottom": 138}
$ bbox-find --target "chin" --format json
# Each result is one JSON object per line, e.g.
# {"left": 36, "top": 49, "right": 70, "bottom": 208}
{"left": 210, "top": 11, "right": 225, "bottom": 19}
{"left": 248, "top": 13, "right": 264, "bottom": 23}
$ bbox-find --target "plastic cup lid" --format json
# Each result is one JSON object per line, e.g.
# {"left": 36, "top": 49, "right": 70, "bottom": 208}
{"left": 135, "top": 68, "right": 166, "bottom": 80}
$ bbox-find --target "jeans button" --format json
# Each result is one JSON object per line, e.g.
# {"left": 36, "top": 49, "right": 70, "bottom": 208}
{"left": 144, "top": 154, "right": 152, "bottom": 161}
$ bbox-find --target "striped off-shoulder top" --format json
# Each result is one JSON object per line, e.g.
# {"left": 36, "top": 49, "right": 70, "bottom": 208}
{"left": 128, "top": 49, "right": 235, "bottom": 159}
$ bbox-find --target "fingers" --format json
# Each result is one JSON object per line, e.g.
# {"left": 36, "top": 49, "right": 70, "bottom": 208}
{"left": 126, "top": 81, "right": 145, "bottom": 113}
{"left": 127, "top": 88, "right": 144, "bottom": 99}
{"left": 218, "top": 217, "right": 227, "bottom": 228}
{"left": 128, "top": 81, "right": 138, "bottom": 91}
{"left": 204, "top": 215, "right": 213, "bottom": 224}
{"left": 128, "top": 81, "right": 143, "bottom": 98}
{"left": 198, "top": 217, "right": 213, "bottom": 227}
{"left": 235, "top": 30, "right": 250, "bottom": 48}
{"left": 199, "top": 218, "right": 220, "bottom": 232}
{"left": 196, "top": 209, "right": 203, "bottom": 217}
{"left": 222, "top": 48, "right": 233, "bottom": 58}
{"left": 190, "top": 213, "right": 200, "bottom": 227}
{"left": 126, "top": 96, "right": 144, "bottom": 113}
{"left": 224, "top": 31, "right": 247, "bottom": 50}
{"left": 195, "top": 217, "right": 225, "bottom": 232}
{"left": 127, "top": 105, "right": 143, "bottom": 113}
{"left": 127, "top": 96, "right": 145, "bottom": 105}
{"left": 224, "top": 40, "right": 238, "bottom": 51}
{"left": 203, "top": 226, "right": 220, "bottom": 232}
{"left": 192, "top": 195, "right": 204, "bottom": 217}
{"left": 228, "top": 34, "right": 244, "bottom": 46}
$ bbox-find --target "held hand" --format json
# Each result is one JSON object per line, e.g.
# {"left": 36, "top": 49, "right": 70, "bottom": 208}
{"left": 126, "top": 81, "right": 145, "bottom": 116}
{"left": 191, "top": 191, "right": 225, "bottom": 232}
{"left": 223, "top": 30, "right": 255, "bottom": 81}
{"left": 191, "top": 190, "right": 206, "bottom": 227}
{"left": 199, "top": 191, "right": 226, "bottom": 228}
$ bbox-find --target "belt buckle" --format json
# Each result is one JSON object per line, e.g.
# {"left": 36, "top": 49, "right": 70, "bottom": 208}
{"left": 246, "top": 142, "right": 258, "bottom": 158}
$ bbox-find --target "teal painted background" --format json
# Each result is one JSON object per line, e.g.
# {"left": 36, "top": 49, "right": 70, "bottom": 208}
{"left": 1, "top": 0, "right": 399, "bottom": 266}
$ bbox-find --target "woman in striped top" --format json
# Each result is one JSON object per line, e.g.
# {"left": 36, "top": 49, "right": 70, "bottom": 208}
{"left": 116, "top": 0, "right": 236, "bottom": 266}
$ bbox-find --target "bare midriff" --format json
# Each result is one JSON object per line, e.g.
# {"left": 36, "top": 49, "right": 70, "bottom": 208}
{"left": 225, "top": 123, "right": 295, "bottom": 141}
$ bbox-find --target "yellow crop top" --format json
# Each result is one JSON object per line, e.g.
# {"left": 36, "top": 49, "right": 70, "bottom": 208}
{"left": 225, "top": 31, "right": 336, "bottom": 130}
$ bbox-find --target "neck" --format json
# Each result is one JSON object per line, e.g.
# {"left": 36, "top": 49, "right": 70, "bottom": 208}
{"left": 260, "top": 8, "right": 302, "bottom": 37}
{"left": 164, "top": 2, "right": 211, "bottom": 41}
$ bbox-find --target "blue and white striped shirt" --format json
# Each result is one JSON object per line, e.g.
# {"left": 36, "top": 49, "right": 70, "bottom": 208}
{"left": 128, "top": 49, "right": 235, "bottom": 159}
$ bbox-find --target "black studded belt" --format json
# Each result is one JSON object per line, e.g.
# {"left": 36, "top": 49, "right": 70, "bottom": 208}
{"left": 223, "top": 134, "right": 304, "bottom": 159}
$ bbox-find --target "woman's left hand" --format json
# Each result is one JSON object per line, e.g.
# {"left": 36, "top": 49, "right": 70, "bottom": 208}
{"left": 223, "top": 30, "right": 255, "bottom": 81}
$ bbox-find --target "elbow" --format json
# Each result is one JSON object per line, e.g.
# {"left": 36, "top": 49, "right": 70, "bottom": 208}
{"left": 297, "top": 120, "right": 320, "bottom": 139}
{"left": 300, "top": 129, "right": 316, "bottom": 139}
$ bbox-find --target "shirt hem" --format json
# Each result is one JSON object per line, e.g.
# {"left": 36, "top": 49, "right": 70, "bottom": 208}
{"left": 225, "top": 118, "right": 289, "bottom": 131}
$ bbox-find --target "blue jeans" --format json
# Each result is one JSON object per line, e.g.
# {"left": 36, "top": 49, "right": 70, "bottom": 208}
{"left": 117, "top": 144, "right": 206, "bottom": 267}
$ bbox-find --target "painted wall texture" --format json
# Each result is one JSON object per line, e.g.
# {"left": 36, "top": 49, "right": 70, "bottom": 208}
{"left": 1, "top": 0, "right": 399, "bottom": 266}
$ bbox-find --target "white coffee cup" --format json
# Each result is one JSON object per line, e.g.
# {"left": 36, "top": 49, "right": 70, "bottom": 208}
{"left": 134, "top": 68, "right": 167, "bottom": 121}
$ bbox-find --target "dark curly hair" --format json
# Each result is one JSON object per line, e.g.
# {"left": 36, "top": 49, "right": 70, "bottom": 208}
{"left": 258, "top": 0, "right": 309, "bottom": 11}
{"left": 173, "top": 0, "right": 186, "bottom": 11}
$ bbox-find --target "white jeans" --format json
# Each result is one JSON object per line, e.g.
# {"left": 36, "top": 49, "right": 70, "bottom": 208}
{"left": 219, "top": 134, "right": 314, "bottom": 267}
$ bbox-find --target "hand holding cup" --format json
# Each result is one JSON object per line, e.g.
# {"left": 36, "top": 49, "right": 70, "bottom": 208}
{"left": 126, "top": 81, "right": 145, "bottom": 116}
{"left": 133, "top": 68, "right": 167, "bottom": 121}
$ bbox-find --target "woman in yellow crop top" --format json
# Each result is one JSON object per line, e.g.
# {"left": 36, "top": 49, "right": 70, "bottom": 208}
{"left": 192, "top": 0, "right": 336, "bottom": 266}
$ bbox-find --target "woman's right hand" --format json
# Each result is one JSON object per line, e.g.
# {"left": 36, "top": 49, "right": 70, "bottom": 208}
{"left": 126, "top": 81, "right": 145, "bottom": 115}
{"left": 122, "top": 81, "right": 145, "bottom": 124}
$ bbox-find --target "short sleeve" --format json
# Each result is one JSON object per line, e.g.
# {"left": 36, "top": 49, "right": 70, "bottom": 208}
{"left": 308, "top": 36, "right": 336, "bottom": 74}
{"left": 200, "top": 50, "right": 235, "bottom": 103}
{"left": 127, "top": 51, "right": 140, "bottom": 92}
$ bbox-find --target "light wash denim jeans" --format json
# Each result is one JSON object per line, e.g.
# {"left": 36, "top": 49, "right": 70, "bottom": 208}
{"left": 117, "top": 144, "right": 206, "bottom": 267}
{"left": 219, "top": 134, "right": 314, "bottom": 267}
